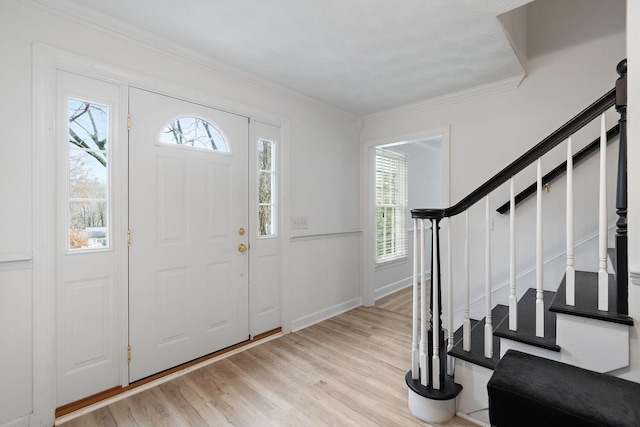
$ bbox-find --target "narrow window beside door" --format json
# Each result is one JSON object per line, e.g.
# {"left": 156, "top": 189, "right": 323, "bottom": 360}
{"left": 258, "top": 138, "right": 276, "bottom": 236}
{"left": 375, "top": 149, "right": 407, "bottom": 263}
{"left": 68, "top": 99, "right": 110, "bottom": 250}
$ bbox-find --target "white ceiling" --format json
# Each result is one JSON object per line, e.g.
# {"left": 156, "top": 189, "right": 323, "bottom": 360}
{"left": 42, "top": 0, "right": 530, "bottom": 115}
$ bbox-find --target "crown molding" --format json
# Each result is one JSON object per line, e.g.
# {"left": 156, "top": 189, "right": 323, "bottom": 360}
{"left": 362, "top": 73, "right": 526, "bottom": 124}
{"left": 20, "top": 0, "right": 357, "bottom": 119}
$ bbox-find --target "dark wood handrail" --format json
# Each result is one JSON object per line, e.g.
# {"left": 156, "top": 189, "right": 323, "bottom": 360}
{"left": 496, "top": 124, "right": 620, "bottom": 214}
{"left": 412, "top": 88, "right": 616, "bottom": 220}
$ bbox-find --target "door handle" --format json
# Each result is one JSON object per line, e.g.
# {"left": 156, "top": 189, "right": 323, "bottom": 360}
{"left": 238, "top": 243, "right": 248, "bottom": 253}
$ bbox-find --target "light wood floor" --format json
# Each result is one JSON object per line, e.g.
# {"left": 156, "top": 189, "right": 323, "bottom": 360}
{"left": 60, "top": 287, "right": 474, "bottom": 427}
{"left": 375, "top": 285, "right": 415, "bottom": 317}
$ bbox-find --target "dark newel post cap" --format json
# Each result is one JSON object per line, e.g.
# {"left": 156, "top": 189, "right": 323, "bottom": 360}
{"left": 616, "top": 59, "right": 627, "bottom": 109}
{"left": 617, "top": 59, "right": 627, "bottom": 76}
{"left": 411, "top": 208, "right": 445, "bottom": 219}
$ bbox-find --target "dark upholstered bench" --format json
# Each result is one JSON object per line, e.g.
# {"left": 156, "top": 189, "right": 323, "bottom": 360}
{"left": 487, "top": 350, "right": 640, "bottom": 427}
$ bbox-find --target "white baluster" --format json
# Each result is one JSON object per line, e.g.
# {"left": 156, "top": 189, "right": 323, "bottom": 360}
{"left": 432, "top": 219, "right": 441, "bottom": 389}
{"left": 447, "top": 217, "right": 454, "bottom": 376}
{"left": 419, "top": 219, "right": 428, "bottom": 386}
{"left": 509, "top": 177, "right": 517, "bottom": 330}
{"left": 412, "top": 219, "right": 419, "bottom": 380}
{"left": 485, "top": 196, "right": 493, "bottom": 358}
{"left": 598, "top": 113, "right": 609, "bottom": 311}
{"left": 463, "top": 210, "right": 471, "bottom": 352}
{"left": 566, "top": 137, "right": 575, "bottom": 306}
{"left": 536, "top": 158, "right": 545, "bottom": 337}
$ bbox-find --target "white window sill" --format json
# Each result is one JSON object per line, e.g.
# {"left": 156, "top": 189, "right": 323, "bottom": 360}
{"left": 375, "top": 256, "right": 409, "bottom": 270}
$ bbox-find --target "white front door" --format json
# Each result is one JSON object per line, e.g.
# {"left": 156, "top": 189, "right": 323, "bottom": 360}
{"left": 128, "top": 88, "right": 249, "bottom": 382}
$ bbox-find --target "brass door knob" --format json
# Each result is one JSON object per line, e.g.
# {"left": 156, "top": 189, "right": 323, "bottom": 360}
{"left": 238, "top": 243, "right": 248, "bottom": 253}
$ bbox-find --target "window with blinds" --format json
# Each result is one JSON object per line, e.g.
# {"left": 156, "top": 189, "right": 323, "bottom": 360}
{"left": 375, "top": 148, "right": 408, "bottom": 263}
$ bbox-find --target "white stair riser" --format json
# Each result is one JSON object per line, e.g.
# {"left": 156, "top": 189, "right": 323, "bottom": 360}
{"left": 556, "top": 314, "right": 629, "bottom": 372}
{"left": 499, "top": 317, "right": 629, "bottom": 373}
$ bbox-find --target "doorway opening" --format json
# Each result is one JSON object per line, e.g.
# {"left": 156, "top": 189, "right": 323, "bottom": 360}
{"left": 362, "top": 129, "right": 450, "bottom": 309}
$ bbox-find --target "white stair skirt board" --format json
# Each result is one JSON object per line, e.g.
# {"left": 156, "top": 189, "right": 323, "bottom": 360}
{"left": 454, "top": 359, "right": 492, "bottom": 426}
{"left": 407, "top": 388, "right": 457, "bottom": 424}
{"left": 499, "top": 316, "right": 629, "bottom": 373}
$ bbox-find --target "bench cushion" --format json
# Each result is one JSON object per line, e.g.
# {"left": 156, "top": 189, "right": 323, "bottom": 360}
{"left": 488, "top": 349, "right": 640, "bottom": 427}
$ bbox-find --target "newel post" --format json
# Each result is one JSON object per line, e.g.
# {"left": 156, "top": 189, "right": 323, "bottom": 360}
{"left": 615, "top": 59, "right": 628, "bottom": 315}
{"left": 406, "top": 208, "right": 460, "bottom": 425}
{"left": 429, "top": 215, "right": 444, "bottom": 388}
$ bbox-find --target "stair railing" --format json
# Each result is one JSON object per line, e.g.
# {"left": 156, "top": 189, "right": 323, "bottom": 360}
{"left": 408, "top": 60, "right": 627, "bottom": 393}
{"left": 495, "top": 125, "right": 620, "bottom": 215}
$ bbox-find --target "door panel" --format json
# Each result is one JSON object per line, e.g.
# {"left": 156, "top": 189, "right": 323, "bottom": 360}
{"left": 128, "top": 88, "right": 249, "bottom": 382}
{"left": 56, "top": 71, "right": 121, "bottom": 406}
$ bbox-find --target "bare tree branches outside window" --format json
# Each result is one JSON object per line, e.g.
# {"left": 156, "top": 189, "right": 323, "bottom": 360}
{"left": 68, "top": 99, "right": 109, "bottom": 249}
{"left": 162, "top": 117, "right": 228, "bottom": 152}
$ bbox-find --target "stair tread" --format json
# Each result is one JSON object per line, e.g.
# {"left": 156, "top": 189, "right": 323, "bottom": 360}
{"left": 549, "top": 270, "right": 633, "bottom": 326}
{"left": 448, "top": 305, "right": 509, "bottom": 370}
{"left": 494, "top": 289, "right": 560, "bottom": 352}
{"left": 405, "top": 370, "right": 462, "bottom": 400}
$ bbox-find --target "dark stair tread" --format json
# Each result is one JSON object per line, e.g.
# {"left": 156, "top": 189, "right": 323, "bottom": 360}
{"left": 451, "top": 318, "right": 479, "bottom": 346}
{"left": 549, "top": 270, "right": 633, "bottom": 326}
{"left": 448, "top": 305, "right": 509, "bottom": 370}
{"left": 494, "top": 289, "right": 560, "bottom": 352}
{"left": 405, "top": 371, "right": 462, "bottom": 400}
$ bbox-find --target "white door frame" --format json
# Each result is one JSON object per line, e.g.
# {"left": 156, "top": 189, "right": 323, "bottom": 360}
{"left": 360, "top": 127, "right": 450, "bottom": 307}
{"left": 32, "top": 44, "right": 289, "bottom": 425}
{"left": 32, "top": 46, "right": 131, "bottom": 424}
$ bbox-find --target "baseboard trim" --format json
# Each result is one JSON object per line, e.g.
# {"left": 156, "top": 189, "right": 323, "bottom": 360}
{"left": 291, "top": 297, "right": 362, "bottom": 332}
{"left": 456, "top": 410, "right": 490, "bottom": 427}
{"left": 374, "top": 277, "right": 412, "bottom": 300}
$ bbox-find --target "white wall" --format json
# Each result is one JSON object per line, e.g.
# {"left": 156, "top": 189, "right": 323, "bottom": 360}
{"left": 361, "top": 0, "right": 626, "bottom": 321}
{"left": 0, "top": 0, "right": 361, "bottom": 425}
{"left": 623, "top": 0, "right": 640, "bottom": 383}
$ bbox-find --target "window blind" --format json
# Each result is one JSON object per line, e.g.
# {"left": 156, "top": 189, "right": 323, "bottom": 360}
{"left": 375, "top": 149, "right": 408, "bottom": 263}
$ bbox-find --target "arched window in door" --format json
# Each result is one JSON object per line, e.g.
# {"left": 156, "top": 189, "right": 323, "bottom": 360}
{"left": 160, "top": 116, "right": 229, "bottom": 152}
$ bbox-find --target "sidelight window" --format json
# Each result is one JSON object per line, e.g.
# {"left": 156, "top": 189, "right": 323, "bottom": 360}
{"left": 67, "top": 99, "right": 110, "bottom": 250}
{"left": 258, "top": 138, "right": 276, "bottom": 236}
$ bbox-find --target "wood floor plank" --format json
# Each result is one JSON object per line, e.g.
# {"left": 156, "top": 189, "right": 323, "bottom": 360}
{"left": 105, "top": 397, "right": 146, "bottom": 427}
{"left": 375, "top": 284, "right": 417, "bottom": 317}
{"left": 59, "top": 289, "right": 476, "bottom": 427}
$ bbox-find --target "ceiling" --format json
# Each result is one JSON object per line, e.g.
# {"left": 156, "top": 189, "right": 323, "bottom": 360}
{"left": 41, "top": 0, "right": 531, "bottom": 116}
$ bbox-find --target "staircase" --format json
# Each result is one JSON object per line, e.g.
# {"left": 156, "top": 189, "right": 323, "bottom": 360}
{"left": 405, "top": 60, "right": 633, "bottom": 426}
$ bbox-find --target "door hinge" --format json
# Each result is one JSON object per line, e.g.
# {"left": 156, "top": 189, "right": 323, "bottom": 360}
{"left": 127, "top": 114, "right": 131, "bottom": 131}
{"left": 127, "top": 230, "right": 131, "bottom": 247}
{"left": 127, "top": 345, "right": 131, "bottom": 362}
